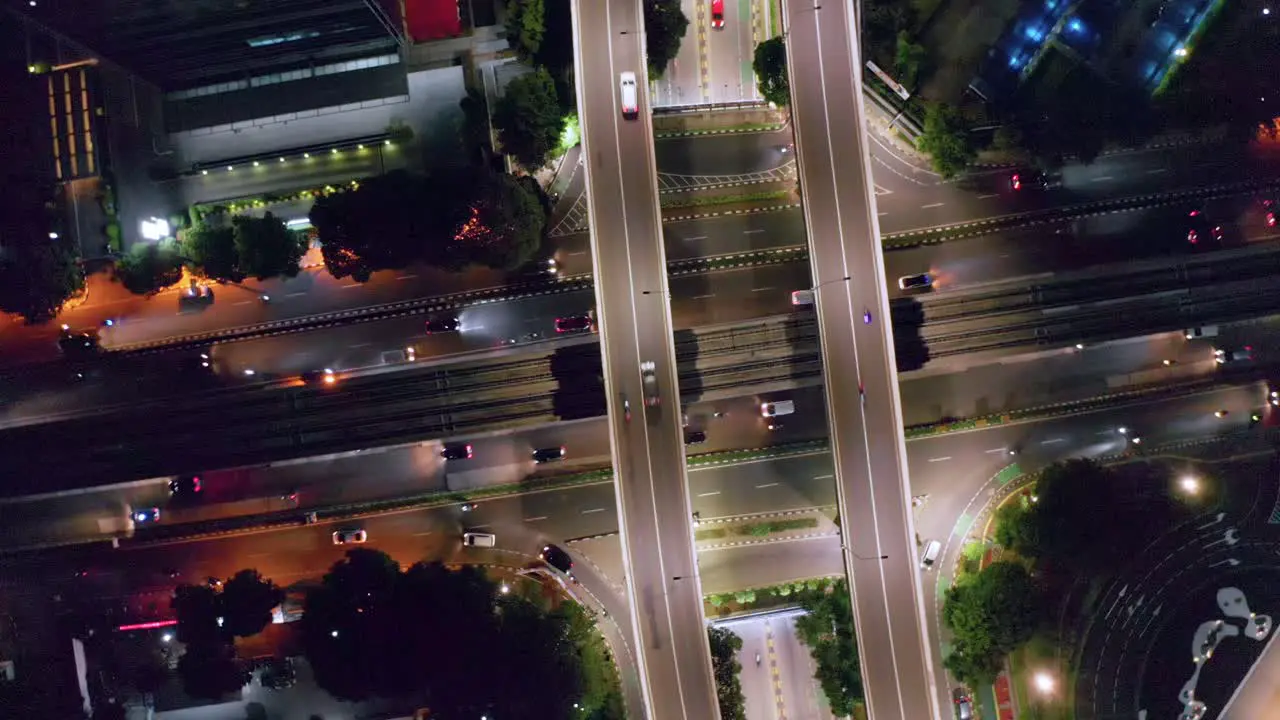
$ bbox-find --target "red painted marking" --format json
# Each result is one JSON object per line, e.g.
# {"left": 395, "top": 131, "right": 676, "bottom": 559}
{"left": 994, "top": 673, "right": 1015, "bottom": 720}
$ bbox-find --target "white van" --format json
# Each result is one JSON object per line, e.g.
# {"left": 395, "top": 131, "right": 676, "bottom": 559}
{"left": 920, "top": 539, "right": 942, "bottom": 569}
{"left": 791, "top": 290, "right": 815, "bottom": 306}
{"left": 761, "top": 400, "right": 795, "bottom": 417}
{"left": 619, "top": 72, "right": 639, "bottom": 120}
{"left": 1185, "top": 326, "right": 1219, "bottom": 340}
{"left": 462, "top": 532, "right": 496, "bottom": 547}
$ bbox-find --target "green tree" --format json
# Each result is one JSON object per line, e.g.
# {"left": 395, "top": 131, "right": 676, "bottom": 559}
{"left": 794, "top": 580, "right": 863, "bottom": 715}
{"left": 753, "top": 37, "right": 790, "bottom": 107}
{"left": 943, "top": 638, "right": 1005, "bottom": 688}
{"left": 941, "top": 561, "right": 1040, "bottom": 686}
{"left": 645, "top": 0, "right": 689, "bottom": 79}
{"left": 114, "top": 239, "right": 184, "bottom": 295}
{"left": 493, "top": 68, "right": 567, "bottom": 169}
{"left": 894, "top": 31, "right": 927, "bottom": 89}
{"left": 220, "top": 569, "right": 284, "bottom": 639}
{"left": 993, "top": 500, "right": 1037, "bottom": 555}
{"left": 0, "top": 234, "right": 84, "bottom": 324}
{"left": 301, "top": 548, "right": 404, "bottom": 700}
{"left": 505, "top": 0, "right": 546, "bottom": 60}
{"left": 182, "top": 222, "right": 241, "bottom": 282}
{"left": 444, "top": 167, "right": 548, "bottom": 270}
{"left": 559, "top": 603, "right": 624, "bottom": 718}
{"left": 708, "top": 627, "right": 748, "bottom": 720}
{"left": 172, "top": 583, "right": 226, "bottom": 647}
{"left": 177, "top": 641, "right": 248, "bottom": 700}
{"left": 917, "top": 102, "right": 976, "bottom": 178}
{"left": 232, "top": 213, "right": 306, "bottom": 280}
{"left": 533, "top": 0, "right": 577, "bottom": 111}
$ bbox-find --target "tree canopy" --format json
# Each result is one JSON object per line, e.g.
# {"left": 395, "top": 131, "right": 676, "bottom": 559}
{"left": 794, "top": 580, "right": 863, "bottom": 715}
{"left": 753, "top": 37, "right": 790, "bottom": 107}
{"left": 505, "top": 0, "right": 546, "bottom": 59}
{"left": 309, "top": 167, "right": 547, "bottom": 281}
{"left": 232, "top": 213, "right": 307, "bottom": 281}
{"left": 113, "top": 239, "right": 184, "bottom": 295}
{"left": 1003, "top": 459, "right": 1183, "bottom": 576}
{"left": 917, "top": 103, "right": 976, "bottom": 178}
{"left": 708, "top": 627, "right": 747, "bottom": 720}
{"left": 301, "top": 549, "right": 601, "bottom": 717}
{"left": 0, "top": 178, "right": 83, "bottom": 324}
{"left": 942, "top": 561, "right": 1040, "bottom": 687}
{"left": 171, "top": 568, "right": 284, "bottom": 699}
{"left": 644, "top": 0, "right": 689, "bottom": 79}
{"left": 220, "top": 568, "right": 284, "bottom": 638}
{"left": 182, "top": 222, "right": 241, "bottom": 283}
{"left": 178, "top": 212, "right": 304, "bottom": 285}
{"left": 494, "top": 68, "right": 567, "bottom": 169}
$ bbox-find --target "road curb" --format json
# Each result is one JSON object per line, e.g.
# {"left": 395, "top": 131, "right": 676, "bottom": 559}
{"left": 654, "top": 124, "right": 785, "bottom": 139}
{"left": 663, "top": 202, "right": 801, "bottom": 223}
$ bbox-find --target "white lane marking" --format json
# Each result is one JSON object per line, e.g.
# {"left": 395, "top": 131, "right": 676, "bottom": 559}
{"left": 1146, "top": 168, "right": 1168, "bottom": 174}
{"left": 878, "top": 212, "right": 889, "bottom": 216}
{"left": 684, "top": 235, "right": 707, "bottom": 241}
{"left": 411, "top": 531, "right": 435, "bottom": 537}
{"left": 1091, "top": 176, "right": 1114, "bottom": 182}
{"left": 1041, "top": 438, "right": 1066, "bottom": 445}
{"left": 582, "top": 508, "right": 605, "bottom": 514}
{"left": 340, "top": 283, "right": 361, "bottom": 289}
{"left": 349, "top": 343, "right": 372, "bottom": 348}
{"left": 977, "top": 194, "right": 998, "bottom": 199}
{"left": 752, "top": 286, "right": 774, "bottom": 292}
{"left": 569, "top": 250, "right": 587, "bottom": 256}
{"left": 698, "top": 491, "right": 722, "bottom": 497}
{"left": 928, "top": 456, "right": 951, "bottom": 463}
{"left": 813, "top": 474, "right": 834, "bottom": 480}
{"left": 985, "top": 448, "right": 1006, "bottom": 454}
{"left": 234, "top": 300, "right": 252, "bottom": 305}
{"left": 286, "top": 291, "right": 306, "bottom": 298}
{"left": 743, "top": 229, "right": 765, "bottom": 234}
{"left": 756, "top": 483, "right": 779, "bottom": 489}
{"left": 524, "top": 516, "right": 548, "bottom": 522}
{"left": 920, "top": 202, "right": 945, "bottom": 209}
{"left": 396, "top": 274, "right": 417, "bottom": 281}
{"left": 692, "top": 294, "right": 716, "bottom": 300}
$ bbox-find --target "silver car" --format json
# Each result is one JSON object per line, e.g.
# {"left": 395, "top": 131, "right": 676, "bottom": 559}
{"left": 641, "top": 361, "right": 660, "bottom": 407}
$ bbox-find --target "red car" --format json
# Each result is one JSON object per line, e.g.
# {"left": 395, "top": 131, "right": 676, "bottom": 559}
{"left": 711, "top": 0, "right": 725, "bottom": 28}
{"left": 555, "top": 315, "right": 593, "bottom": 333}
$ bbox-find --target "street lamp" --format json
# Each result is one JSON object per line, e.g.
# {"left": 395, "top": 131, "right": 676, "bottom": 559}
{"left": 1179, "top": 476, "right": 1201, "bottom": 496}
{"left": 1033, "top": 671, "right": 1055, "bottom": 695}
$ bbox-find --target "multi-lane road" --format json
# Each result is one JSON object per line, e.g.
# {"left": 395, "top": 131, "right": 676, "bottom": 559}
{"left": 574, "top": 0, "right": 722, "bottom": 716}
{"left": 0, "top": 379, "right": 1266, "bottom": 716}
{"left": 785, "top": 0, "right": 941, "bottom": 717}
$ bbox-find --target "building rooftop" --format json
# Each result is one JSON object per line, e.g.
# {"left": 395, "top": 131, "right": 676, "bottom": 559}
{"left": 18, "top": 0, "right": 402, "bottom": 91}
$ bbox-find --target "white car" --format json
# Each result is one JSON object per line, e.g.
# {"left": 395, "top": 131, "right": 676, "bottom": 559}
{"left": 619, "top": 72, "right": 639, "bottom": 119}
{"left": 332, "top": 529, "right": 368, "bottom": 545}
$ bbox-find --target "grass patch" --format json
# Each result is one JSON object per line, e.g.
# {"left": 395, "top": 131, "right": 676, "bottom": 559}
{"left": 769, "top": 0, "right": 783, "bottom": 37}
{"left": 660, "top": 189, "right": 792, "bottom": 210}
{"left": 1010, "top": 632, "right": 1071, "bottom": 720}
{"left": 695, "top": 516, "right": 820, "bottom": 541}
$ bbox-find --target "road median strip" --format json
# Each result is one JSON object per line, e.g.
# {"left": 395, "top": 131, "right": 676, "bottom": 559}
{"left": 659, "top": 189, "right": 793, "bottom": 210}
{"left": 654, "top": 122, "right": 785, "bottom": 139}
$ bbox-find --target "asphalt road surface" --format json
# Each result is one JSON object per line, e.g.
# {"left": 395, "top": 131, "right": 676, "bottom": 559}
{"left": 573, "top": 0, "right": 721, "bottom": 714}
{"left": 785, "top": 0, "right": 941, "bottom": 717}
